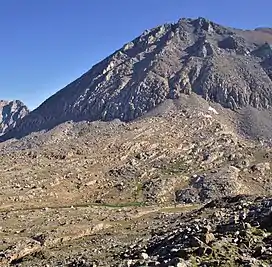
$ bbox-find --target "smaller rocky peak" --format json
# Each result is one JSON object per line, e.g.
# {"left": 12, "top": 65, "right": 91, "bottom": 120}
{"left": 0, "top": 100, "right": 26, "bottom": 111}
{"left": 0, "top": 100, "right": 29, "bottom": 135}
{"left": 252, "top": 42, "right": 272, "bottom": 59}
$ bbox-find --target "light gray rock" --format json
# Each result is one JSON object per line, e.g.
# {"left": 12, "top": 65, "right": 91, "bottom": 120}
{"left": 0, "top": 100, "right": 29, "bottom": 135}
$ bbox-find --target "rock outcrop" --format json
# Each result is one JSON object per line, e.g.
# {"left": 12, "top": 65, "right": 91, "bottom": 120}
{"left": 119, "top": 196, "right": 272, "bottom": 267}
{"left": 2, "top": 18, "right": 272, "bottom": 140}
{"left": 0, "top": 100, "right": 29, "bottom": 135}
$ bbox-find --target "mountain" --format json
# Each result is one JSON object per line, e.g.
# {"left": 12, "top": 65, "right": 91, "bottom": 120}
{"left": 1, "top": 18, "right": 272, "bottom": 266}
{"left": 0, "top": 100, "right": 29, "bottom": 135}
{"left": 3, "top": 17, "right": 272, "bottom": 140}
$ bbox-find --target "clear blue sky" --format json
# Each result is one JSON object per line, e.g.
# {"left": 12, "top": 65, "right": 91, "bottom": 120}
{"left": 1, "top": 0, "right": 271, "bottom": 110}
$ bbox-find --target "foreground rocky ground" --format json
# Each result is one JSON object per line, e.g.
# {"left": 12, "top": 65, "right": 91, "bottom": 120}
{"left": 120, "top": 195, "right": 272, "bottom": 267}
{"left": 0, "top": 196, "right": 271, "bottom": 266}
{"left": 0, "top": 97, "right": 272, "bottom": 266}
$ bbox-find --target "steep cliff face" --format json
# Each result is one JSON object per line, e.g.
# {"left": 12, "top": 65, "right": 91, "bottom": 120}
{"left": 3, "top": 18, "right": 272, "bottom": 140}
{"left": 0, "top": 100, "right": 29, "bottom": 135}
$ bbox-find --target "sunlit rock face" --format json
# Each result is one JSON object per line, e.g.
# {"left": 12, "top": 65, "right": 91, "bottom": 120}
{"left": 0, "top": 100, "right": 29, "bottom": 135}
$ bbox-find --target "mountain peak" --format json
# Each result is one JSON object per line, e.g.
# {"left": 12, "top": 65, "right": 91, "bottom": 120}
{"left": 2, "top": 17, "right": 272, "bottom": 140}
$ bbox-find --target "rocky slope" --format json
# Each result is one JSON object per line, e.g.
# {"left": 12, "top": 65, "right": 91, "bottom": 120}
{"left": 118, "top": 195, "right": 272, "bottom": 267}
{"left": 2, "top": 17, "right": 272, "bottom": 140}
{"left": 0, "top": 100, "right": 29, "bottom": 135}
{"left": 0, "top": 98, "right": 271, "bottom": 210}
{"left": 0, "top": 98, "right": 272, "bottom": 266}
